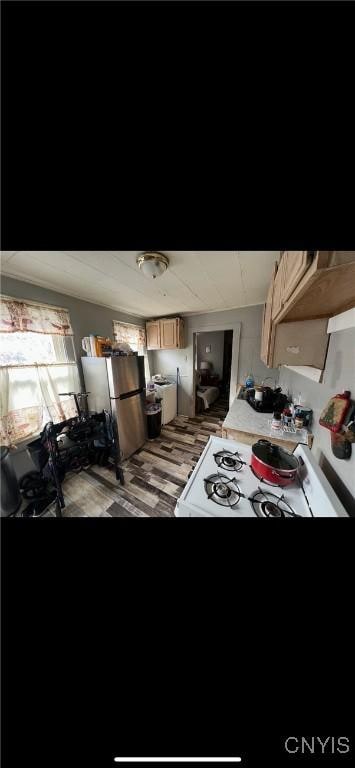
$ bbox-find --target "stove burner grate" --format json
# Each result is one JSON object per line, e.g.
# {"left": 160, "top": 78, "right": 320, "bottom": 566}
{"left": 249, "top": 487, "right": 300, "bottom": 517}
{"left": 214, "top": 449, "right": 246, "bottom": 472}
{"left": 204, "top": 473, "right": 243, "bottom": 508}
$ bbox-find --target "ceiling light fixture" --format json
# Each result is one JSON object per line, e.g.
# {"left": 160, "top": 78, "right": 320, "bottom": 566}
{"left": 136, "top": 251, "right": 169, "bottom": 279}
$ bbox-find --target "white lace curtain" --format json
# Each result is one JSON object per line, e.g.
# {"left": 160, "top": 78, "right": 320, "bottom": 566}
{"left": 112, "top": 321, "right": 146, "bottom": 348}
{"left": 0, "top": 296, "right": 74, "bottom": 335}
{"left": 112, "top": 321, "right": 150, "bottom": 381}
{"left": 0, "top": 365, "right": 80, "bottom": 446}
{"left": 0, "top": 296, "right": 79, "bottom": 447}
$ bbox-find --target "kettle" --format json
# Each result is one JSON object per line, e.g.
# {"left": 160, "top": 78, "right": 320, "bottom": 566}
{"left": 82, "top": 337, "right": 92, "bottom": 355}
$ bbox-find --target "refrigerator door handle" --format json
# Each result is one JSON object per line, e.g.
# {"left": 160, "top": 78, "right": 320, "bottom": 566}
{"left": 118, "top": 389, "right": 144, "bottom": 401}
{"left": 110, "top": 391, "right": 147, "bottom": 459}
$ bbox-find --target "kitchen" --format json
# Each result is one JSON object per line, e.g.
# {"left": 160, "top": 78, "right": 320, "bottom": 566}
{"left": 1, "top": 251, "right": 354, "bottom": 518}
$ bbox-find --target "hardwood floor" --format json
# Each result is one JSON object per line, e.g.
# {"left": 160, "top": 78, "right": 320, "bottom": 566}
{"left": 45, "top": 397, "right": 229, "bottom": 517}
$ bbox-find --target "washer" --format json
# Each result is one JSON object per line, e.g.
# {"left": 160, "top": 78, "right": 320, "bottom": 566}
{"left": 154, "top": 382, "right": 177, "bottom": 425}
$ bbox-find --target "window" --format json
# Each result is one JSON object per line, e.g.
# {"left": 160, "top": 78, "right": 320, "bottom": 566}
{"left": 0, "top": 296, "right": 81, "bottom": 446}
{"left": 112, "top": 320, "right": 150, "bottom": 381}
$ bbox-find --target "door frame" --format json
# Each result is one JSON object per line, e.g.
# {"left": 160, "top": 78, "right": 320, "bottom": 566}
{"left": 190, "top": 322, "right": 241, "bottom": 417}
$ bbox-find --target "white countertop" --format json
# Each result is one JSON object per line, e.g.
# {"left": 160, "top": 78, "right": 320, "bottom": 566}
{"left": 222, "top": 395, "right": 310, "bottom": 446}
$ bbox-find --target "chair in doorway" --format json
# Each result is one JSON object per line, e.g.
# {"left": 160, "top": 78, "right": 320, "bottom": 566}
{"left": 195, "top": 371, "right": 220, "bottom": 413}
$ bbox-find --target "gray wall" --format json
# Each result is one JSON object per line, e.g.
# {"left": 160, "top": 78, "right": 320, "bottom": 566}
{"left": 197, "top": 331, "right": 225, "bottom": 378}
{"left": 1, "top": 275, "right": 146, "bottom": 386}
{"left": 150, "top": 305, "right": 279, "bottom": 416}
{"left": 279, "top": 327, "right": 355, "bottom": 515}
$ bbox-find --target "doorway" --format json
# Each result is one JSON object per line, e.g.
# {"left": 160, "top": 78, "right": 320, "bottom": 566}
{"left": 191, "top": 322, "right": 241, "bottom": 418}
{"left": 222, "top": 330, "right": 233, "bottom": 400}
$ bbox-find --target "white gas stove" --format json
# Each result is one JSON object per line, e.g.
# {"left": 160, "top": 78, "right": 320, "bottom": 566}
{"left": 174, "top": 435, "right": 348, "bottom": 517}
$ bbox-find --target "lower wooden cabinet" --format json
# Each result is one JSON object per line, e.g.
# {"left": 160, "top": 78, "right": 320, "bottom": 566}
{"left": 222, "top": 425, "right": 313, "bottom": 451}
{"left": 146, "top": 317, "right": 185, "bottom": 350}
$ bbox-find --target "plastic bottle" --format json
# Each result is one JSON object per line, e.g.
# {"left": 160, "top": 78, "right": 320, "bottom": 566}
{"left": 283, "top": 407, "right": 292, "bottom": 426}
{"left": 271, "top": 412, "right": 282, "bottom": 430}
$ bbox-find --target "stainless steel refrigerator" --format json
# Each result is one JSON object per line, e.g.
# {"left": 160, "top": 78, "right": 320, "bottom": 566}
{"left": 82, "top": 356, "right": 147, "bottom": 459}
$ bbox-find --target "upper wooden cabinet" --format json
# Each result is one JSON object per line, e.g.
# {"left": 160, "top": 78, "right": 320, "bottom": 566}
{"left": 327, "top": 250, "right": 355, "bottom": 267}
{"left": 261, "top": 262, "right": 277, "bottom": 365}
{"left": 277, "top": 251, "right": 355, "bottom": 322}
{"left": 281, "top": 250, "right": 313, "bottom": 303}
{"left": 261, "top": 251, "right": 355, "bottom": 369}
{"left": 271, "top": 259, "right": 285, "bottom": 320}
{"left": 160, "top": 318, "right": 178, "bottom": 349}
{"left": 271, "top": 251, "right": 313, "bottom": 321}
{"left": 146, "top": 317, "right": 185, "bottom": 350}
{"left": 146, "top": 320, "right": 161, "bottom": 350}
{"left": 272, "top": 319, "right": 329, "bottom": 369}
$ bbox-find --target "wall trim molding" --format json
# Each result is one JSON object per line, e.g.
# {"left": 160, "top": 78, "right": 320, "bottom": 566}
{"left": 181, "top": 302, "right": 264, "bottom": 318}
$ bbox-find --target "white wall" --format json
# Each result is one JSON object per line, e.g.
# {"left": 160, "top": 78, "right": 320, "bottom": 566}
{"left": 197, "top": 331, "right": 225, "bottom": 378}
{"left": 279, "top": 327, "right": 355, "bottom": 515}
{"left": 150, "top": 305, "right": 279, "bottom": 417}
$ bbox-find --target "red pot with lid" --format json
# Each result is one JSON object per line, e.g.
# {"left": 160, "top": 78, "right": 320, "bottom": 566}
{"left": 251, "top": 439, "right": 300, "bottom": 487}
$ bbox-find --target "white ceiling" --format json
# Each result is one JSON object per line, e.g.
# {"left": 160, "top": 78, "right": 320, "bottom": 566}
{"left": 0, "top": 251, "right": 280, "bottom": 318}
